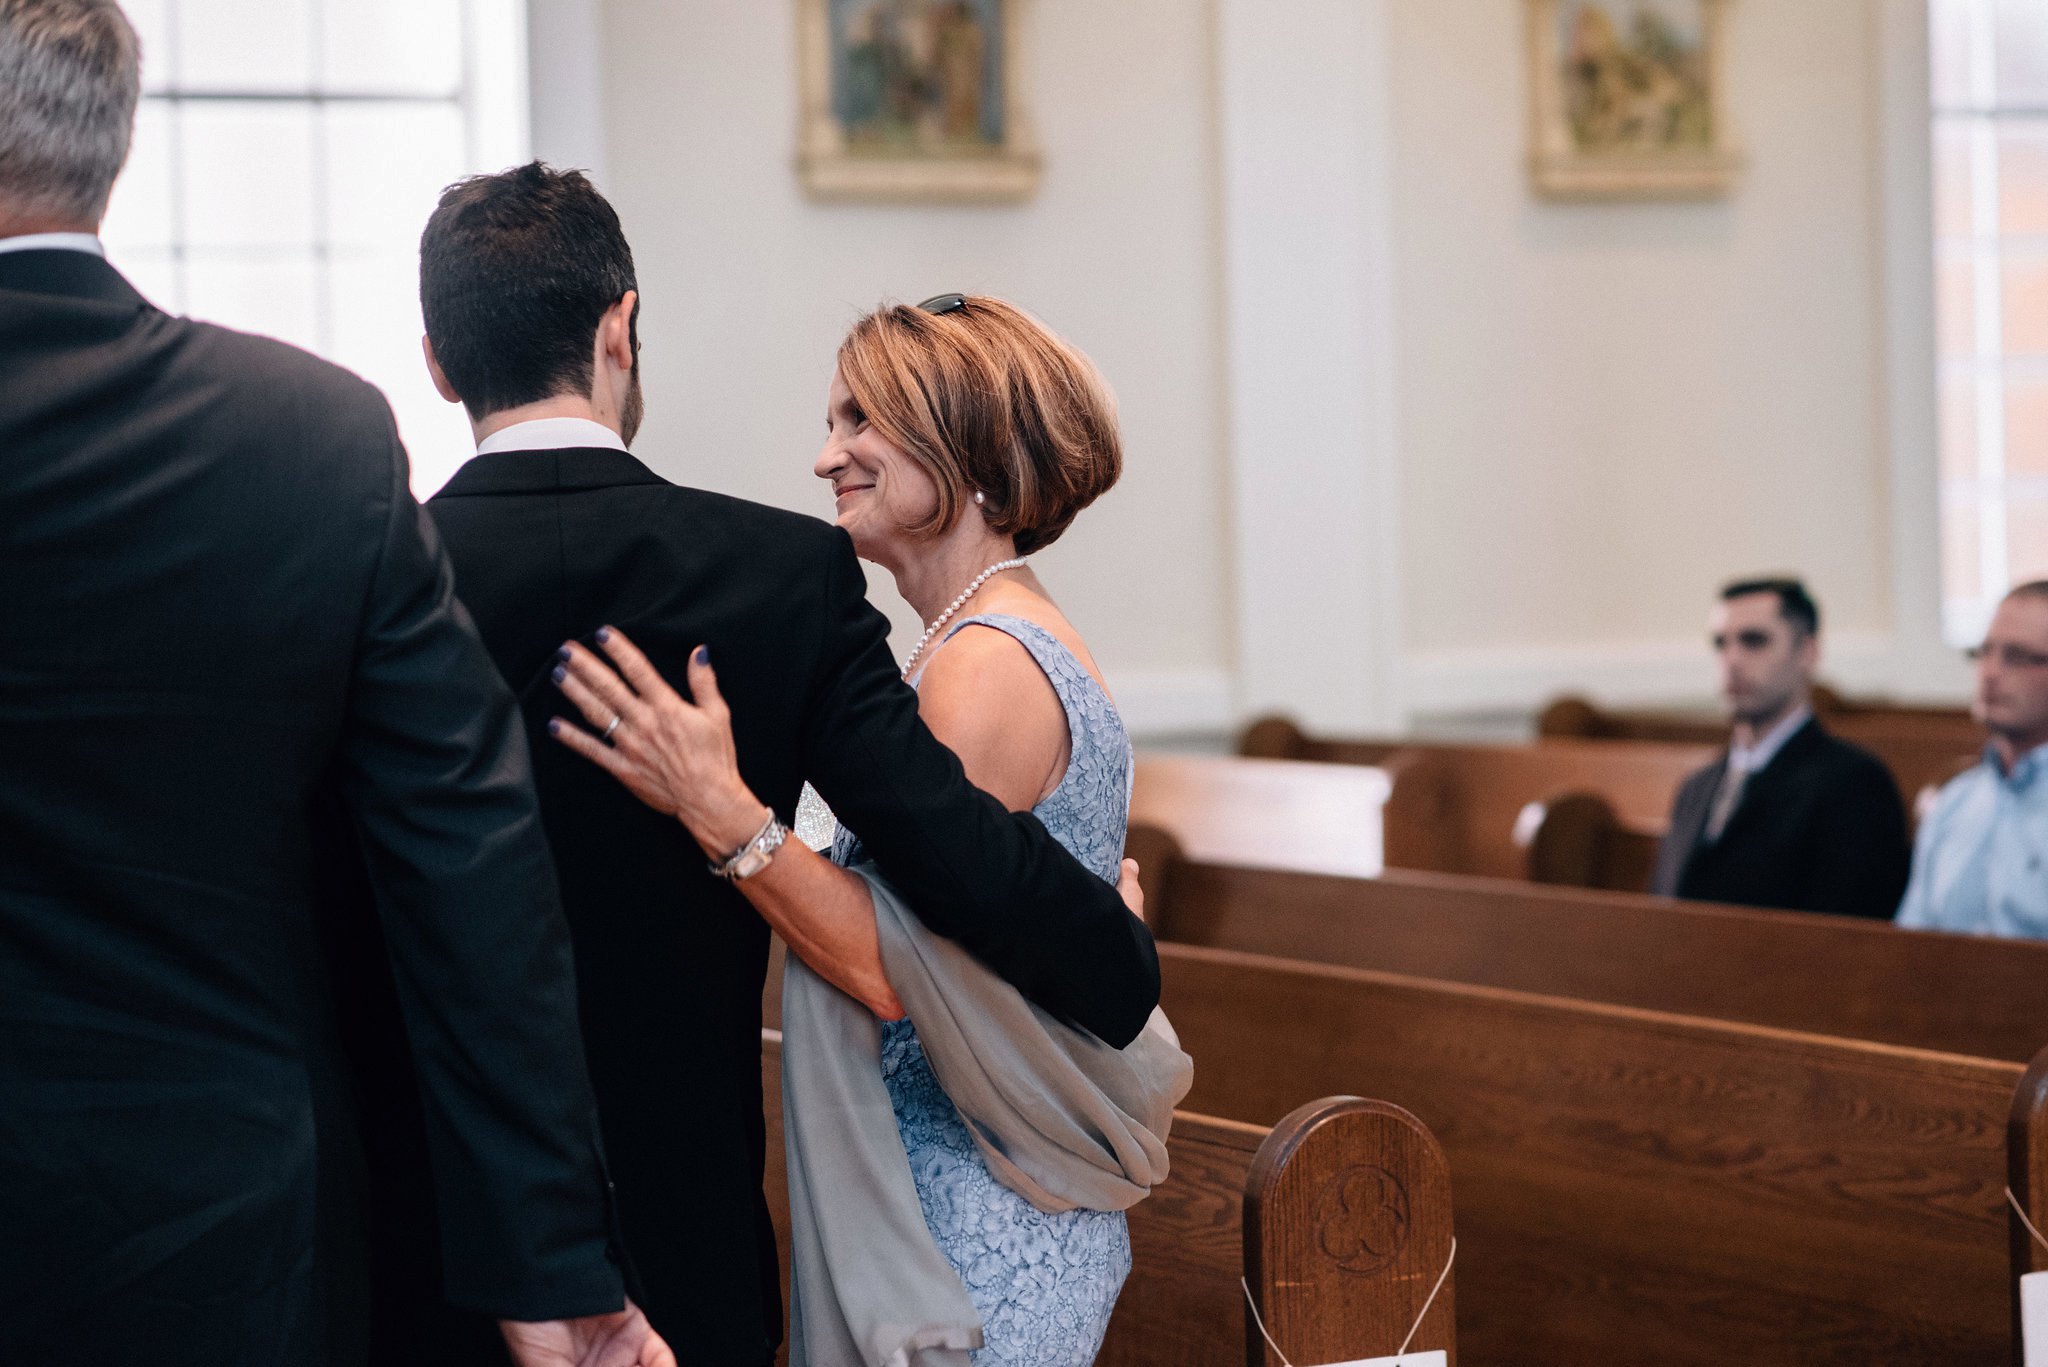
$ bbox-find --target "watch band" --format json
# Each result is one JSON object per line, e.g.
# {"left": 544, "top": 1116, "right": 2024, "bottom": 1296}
{"left": 710, "top": 808, "right": 789, "bottom": 881}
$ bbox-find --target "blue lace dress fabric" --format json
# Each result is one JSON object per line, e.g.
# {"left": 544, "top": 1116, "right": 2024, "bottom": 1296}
{"left": 829, "top": 613, "right": 1136, "bottom": 1366}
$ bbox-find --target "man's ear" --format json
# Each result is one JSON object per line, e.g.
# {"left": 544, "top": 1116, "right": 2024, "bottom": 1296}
{"left": 600, "top": 290, "right": 638, "bottom": 375}
{"left": 423, "top": 335, "right": 462, "bottom": 404}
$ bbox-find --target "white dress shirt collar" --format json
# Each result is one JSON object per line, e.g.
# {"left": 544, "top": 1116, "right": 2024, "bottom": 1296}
{"left": 0, "top": 232, "right": 105, "bottom": 258}
{"left": 475, "top": 416, "right": 628, "bottom": 456}
{"left": 1729, "top": 703, "right": 1812, "bottom": 776}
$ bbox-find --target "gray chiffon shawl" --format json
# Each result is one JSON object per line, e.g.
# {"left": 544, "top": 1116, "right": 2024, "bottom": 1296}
{"left": 780, "top": 863, "right": 1193, "bottom": 1367}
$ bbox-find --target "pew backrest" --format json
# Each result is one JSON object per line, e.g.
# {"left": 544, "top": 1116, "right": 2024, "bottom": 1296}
{"left": 1157, "top": 941, "right": 2044, "bottom": 1366}
{"left": 756, "top": 1029, "right": 1458, "bottom": 1367}
{"left": 1135, "top": 833, "right": 2048, "bottom": 1063}
{"left": 1377, "top": 739, "right": 1708, "bottom": 881}
{"left": 1536, "top": 696, "right": 1982, "bottom": 808}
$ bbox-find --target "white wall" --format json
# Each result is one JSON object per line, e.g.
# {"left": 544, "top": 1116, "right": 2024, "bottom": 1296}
{"left": 584, "top": 0, "right": 1233, "bottom": 733}
{"left": 1386, "top": 0, "right": 1964, "bottom": 712}
{"left": 545, "top": 0, "right": 1971, "bottom": 737}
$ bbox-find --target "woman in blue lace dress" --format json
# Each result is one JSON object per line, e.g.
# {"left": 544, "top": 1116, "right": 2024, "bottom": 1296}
{"left": 553, "top": 295, "right": 1156, "bottom": 1366}
{"left": 809, "top": 295, "right": 1142, "bottom": 1365}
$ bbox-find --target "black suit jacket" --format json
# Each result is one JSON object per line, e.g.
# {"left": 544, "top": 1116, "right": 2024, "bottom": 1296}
{"left": 0, "top": 252, "right": 620, "bottom": 1365}
{"left": 417, "top": 445, "right": 1160, "bottom": 1364}
{"left": 1650, "top": 717, "right": 1910, "bottom": 919}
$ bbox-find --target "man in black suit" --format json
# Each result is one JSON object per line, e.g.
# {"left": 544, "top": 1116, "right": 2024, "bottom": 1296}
{"left": 0, "top": 5, "right": 664, "bottom": 1365}
{"left": 1650, "top": 578, "right": 1909, "bottom": 918}
{"left": 404, "top": 164, "right": 1159, "bottom": 1365}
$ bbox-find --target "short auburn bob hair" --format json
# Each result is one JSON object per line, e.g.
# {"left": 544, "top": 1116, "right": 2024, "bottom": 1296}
{"left": 836, "top": 295, "right": 1122, "bottom": 556}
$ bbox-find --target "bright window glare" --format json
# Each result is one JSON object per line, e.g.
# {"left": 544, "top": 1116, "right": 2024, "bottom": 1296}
{"left": 1930, "top": 0, "right": 2048, "bottom": 645}
{"left": 99, "top": 0, "right": 529, "bottom": 498}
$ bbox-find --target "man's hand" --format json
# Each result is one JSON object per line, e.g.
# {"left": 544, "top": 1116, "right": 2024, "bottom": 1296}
{"left": 1118, "top": 857, "right": 1146, "bottom": 922}
{"left": 499, "top": 1300, "right": 675, "bottom": 1367}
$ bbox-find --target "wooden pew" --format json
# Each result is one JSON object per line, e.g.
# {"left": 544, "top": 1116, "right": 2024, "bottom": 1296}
{"left": 1141, "top": 744, "right": 1702, "bottom": 890}
{"left": 1537, "top": 694, "right": 1982, "bottom": 809}
{"left": 1155, "top": 941, "right": 2048, "bottom": 1367}
{"left": 1376, "top": 739, "right": 1705, "bottom": 884}
{"left": 756, "top": 1029, "right": 1460, "bottom": 1367}
{"left": 1133, "top": 829, "right": 2048, "bottom": 1063}
{"left": 1130, "top": 752, "right": 1390, "bottom": 877}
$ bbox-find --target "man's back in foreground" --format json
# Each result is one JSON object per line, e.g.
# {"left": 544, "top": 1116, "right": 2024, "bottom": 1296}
{"left": 0, "top": 11, "right": 646, "bottom": 1361}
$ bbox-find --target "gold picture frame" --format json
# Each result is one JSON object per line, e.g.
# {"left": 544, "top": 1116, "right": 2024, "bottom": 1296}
{"left": 796, "top": 0, "right": 1041, "bottom": 204}
{"left": 1527, "top": 0, "right": 1741, "bottom": 200}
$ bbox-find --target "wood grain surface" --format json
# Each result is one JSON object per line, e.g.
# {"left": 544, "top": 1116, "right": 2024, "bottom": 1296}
{"left": 1159, "top": 942, "right": 2031, "bottom": 1366}
{"left": 1138, "top": 839, "right": 2048, "bottom": 1063}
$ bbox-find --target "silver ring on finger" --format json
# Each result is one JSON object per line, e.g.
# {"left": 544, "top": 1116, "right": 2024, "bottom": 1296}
{"left": 603, "top": 714, "right": 623, "bottom": 744}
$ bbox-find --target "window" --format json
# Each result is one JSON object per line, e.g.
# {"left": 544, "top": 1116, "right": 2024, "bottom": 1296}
{"left": 100, "top": 0, "right": 528, "bottom": 497}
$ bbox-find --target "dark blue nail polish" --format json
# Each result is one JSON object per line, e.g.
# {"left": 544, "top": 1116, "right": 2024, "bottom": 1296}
{"left": 550, "top": 663, "right": 567, "bottom": 684}
{"left": 554, "top": 645, "right": 571, "bottom": 662}
{"left": 596, "top": 626, "right": 612, "bottom": 644}
{"left": 547, "top": 718, "right": 561, "bottom": 736}
{"left": 693, "top": 646, "right": 709, "bottom": 665}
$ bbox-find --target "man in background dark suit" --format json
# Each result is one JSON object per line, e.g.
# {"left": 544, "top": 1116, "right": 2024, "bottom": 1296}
{"left": 395, "top": 164, "right": 1159, "bottom": 1365}
{"left": 0, "top": 5, "right": 664, "bottom": 1364}
{"left": 1651, "top": 578, "right": 1909, "bottom": 918}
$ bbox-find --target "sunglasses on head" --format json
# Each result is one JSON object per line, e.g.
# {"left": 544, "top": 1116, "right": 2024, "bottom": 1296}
{"left": 917, "top": 293, "right": 968, "bottom": 316}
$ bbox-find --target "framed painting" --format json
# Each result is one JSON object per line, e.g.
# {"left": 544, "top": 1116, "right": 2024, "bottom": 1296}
{"left": 797, "top": 0, "right": 1041, "bottom": 203}
{"left": 1526, "top": 0, "right": 1741, "bottom": 200}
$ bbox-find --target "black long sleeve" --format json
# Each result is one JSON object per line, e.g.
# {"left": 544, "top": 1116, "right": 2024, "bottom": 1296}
{"left": 796, "top": 529, "right": 1159, "bottom": 1048}
{"left": 335, "top": 422, "right": 621, "bottom": 1319}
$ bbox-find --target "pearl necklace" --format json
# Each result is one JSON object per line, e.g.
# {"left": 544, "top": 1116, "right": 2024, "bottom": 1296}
{"left": 902, "top": 557, "right": 1028, "bottom": 678}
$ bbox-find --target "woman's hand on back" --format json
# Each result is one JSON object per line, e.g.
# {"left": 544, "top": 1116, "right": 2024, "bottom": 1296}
{"left": 549, "top": 629, "right": 767, "bottom": 858}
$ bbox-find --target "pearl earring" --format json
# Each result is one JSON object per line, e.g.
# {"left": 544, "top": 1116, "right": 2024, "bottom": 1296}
{"left": 973, "top": 490, "right": 986, "bottom": 507}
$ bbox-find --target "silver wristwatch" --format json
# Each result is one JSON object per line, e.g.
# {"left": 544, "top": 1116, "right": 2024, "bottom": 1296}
{"left": 710, "top": 808, "right": 790, "bottom": 881}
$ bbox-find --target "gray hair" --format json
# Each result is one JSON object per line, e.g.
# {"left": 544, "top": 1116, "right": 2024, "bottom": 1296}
{"left": 0, "top": 0, "right": 141, "bottom": 225}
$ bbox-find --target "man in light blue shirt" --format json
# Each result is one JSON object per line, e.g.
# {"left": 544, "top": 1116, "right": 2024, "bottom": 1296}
{"left": 1897, "top": 581, "right": 2048, "bottom": 938}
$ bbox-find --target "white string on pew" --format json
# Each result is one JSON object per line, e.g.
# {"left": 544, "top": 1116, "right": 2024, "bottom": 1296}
{"left": 2015, "top": 1185, "right": 2048, "bottom": 1253}
{"left": 1239, "top": 1236, "right": 1455, "bottom": 1367}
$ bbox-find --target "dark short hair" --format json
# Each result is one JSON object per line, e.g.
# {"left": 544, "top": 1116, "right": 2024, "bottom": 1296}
{"left": 419, "top": 162, "right": 636, "bottom": 420}
{"left": 2006, "top": 580, "right": 2048, "bottom": 605}
{"left": 1721, "top": 576, "right": 1819, "bottom": 639}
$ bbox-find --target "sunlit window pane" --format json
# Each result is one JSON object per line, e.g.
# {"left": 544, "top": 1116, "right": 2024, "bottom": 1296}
{"left": 2002, "top": 253, "right": 2048, "bottom": 356}
{"left": 108, "top": 1, "right": 524, "bottom": 501}
{"left": 1932, "top": 0, "right": 1978, "bottom": 109}
{"left": 1945, "top": 497, "right": 1986, "bottom": 603}
{"left": 101, "top": 103, "right": 177, "bottom": 253}
{"left": 178, "top": 104, "right": 318, "bottom": 250}
{"left": 1937, "top": 251, "right": 1979, "bottom": 358}
{"left": 324, "top": 104, "right": 467, "bottom": 252}
{"left": 1942, "top": 373, "right": 1981, "bottom": 481}
{"left": 175, "top": 0, "right": 314, "bottom": 93}
{"left": 2000, "top": 126, "right": 2048, "bottom": 238}
{"left": 320, "top": 0, "right": 463, "bottom": 96}
{"left": 2009, "top": 377, "right": 2048, "bottom": 476}
{"left": 2007, "top": 496, "right": 2048, "bottom": 581}
{"left": 1994, "top": 0, "right": 2048, "bottom": 106}
{"left": 184, "top": 255, "right": 322, "bottom": 353}
{"left": 125, "top": 0, "right": 174, "bottom": 93}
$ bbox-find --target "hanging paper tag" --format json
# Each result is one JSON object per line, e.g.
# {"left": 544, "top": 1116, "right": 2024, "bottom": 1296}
{"left": 2024, "top": 1271, "right": 2048, "bottom": 1367}
{"left": 1310, "top": 1354, "right": 1448, "bottom": 1367}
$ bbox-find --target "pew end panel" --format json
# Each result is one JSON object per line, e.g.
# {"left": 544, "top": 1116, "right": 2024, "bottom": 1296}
{"left": 1131, "top": 754, "right": 1390, "bottom": 878}
{"left": 1243, "top": 1097, "right": 1457, "bottom": 1367}
{"left": 1238, "top": 715, "right": 1311, "bottom": 760}
{"left": 1123, "top": 822, "right": 1188, "bottom": 940}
